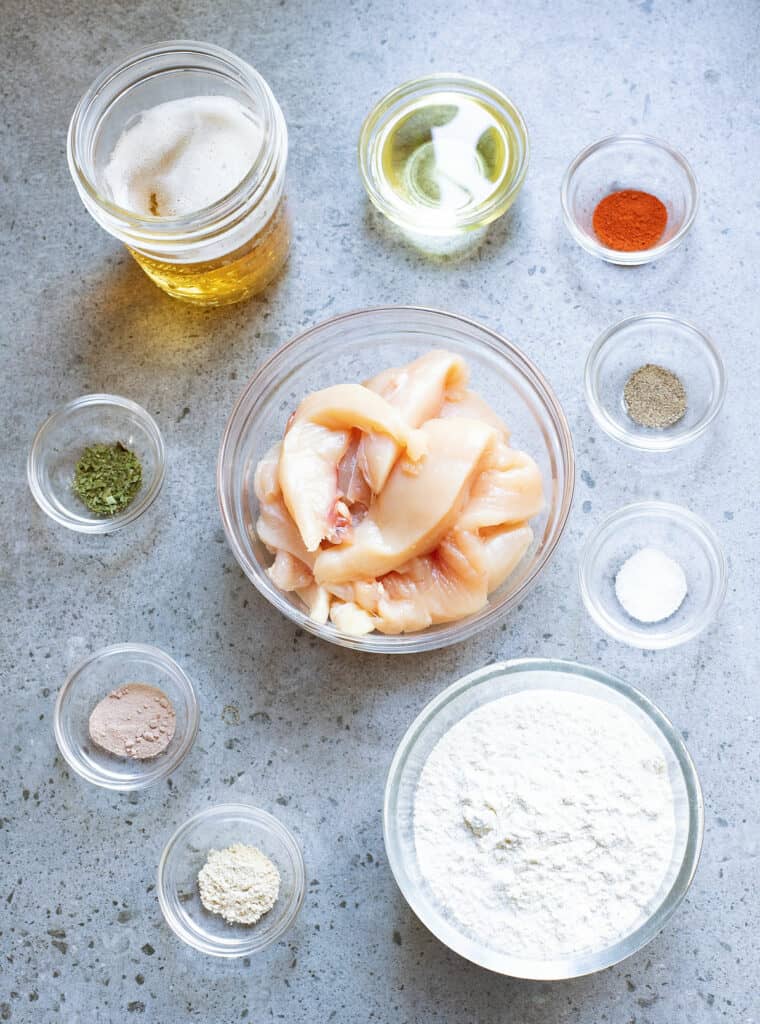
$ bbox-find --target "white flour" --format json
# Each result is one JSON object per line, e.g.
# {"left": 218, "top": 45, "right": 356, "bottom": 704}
{"left": 414, "top": 689, "right": 676, "bottom": 958}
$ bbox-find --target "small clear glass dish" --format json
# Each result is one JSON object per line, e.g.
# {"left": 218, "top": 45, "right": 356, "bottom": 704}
{"left": 561, "top": 134, "right": 698, "bottom": 265}
{"left": 585, "top": 313, "right": 725, "bottom": 451}
{"left": 359, "top": 73, "right": 529, "bottom": 238}
{"left": 158, "top": 804, "right": 305, "bottom": 957}
{"left": 384, "top": 658, "right": 703, "bottom": 979}
{"left": 54, "top": 643, "right": 199, "bottom": 790}
{"left": 579, "top": 502, "right": 726, "bottom": 649}
{"left": 27, "top": 393, "right": 165, "bottom": 533}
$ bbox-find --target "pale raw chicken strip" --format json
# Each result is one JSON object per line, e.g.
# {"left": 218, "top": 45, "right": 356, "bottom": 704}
{"left": 359, "top": 350, "right": 469, "bottom": 493}
{"left": 253, "top": 442, "right": 282, "bottom": 503}
{"left": 326, "top": 530, "right": 490, "bottom": 635}
{"left": 279, "top": 384, "right": 427, "bottom": 552}
{"left": 480, "top": 524, "right": 534, "bottom": 591}
{"left": 295, "top": 582, "right": 331, "bottom": 624}
{"left": 267, "top": 550, "right": 313, "bottom": 591}
{"left": 254, "top": 444, "right": 316, "bottom": 570}
{"left": 440, "top": 389, "right": 511, "bottom": 439}
{"left": 256, "top": 494, "right": 315, "bottom": 569}
{"left": 458, "top": 446, "right": 544, "bottom": 531}
{"left": 330, "top": 601, "right": 376, "bottom": 636}
{"left": 314, "top": 418, "right": 497, "bottom": 586}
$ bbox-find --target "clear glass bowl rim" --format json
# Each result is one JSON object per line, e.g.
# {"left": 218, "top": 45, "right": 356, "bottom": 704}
{"left": 383, "top": 656, "right": 704, "bottom": 979}
{"left": 358, "top": 72, "right": 530, "bottom": 234}
{"left": 560, "top": 133, "right": 699, "bottom": 265}
{"left": 216, "top": 304, "right": 575, "bottom": 653}
{"left": 584, "top": 312, "right": 727, "bottom": 451}
{"left": 53, "top": 642, "right": 200, "bottom": 790}
{"left": 579, "top": 501, "right": 728, "bottom": 649}
{"left": 27, "top": 392, "right": 166, "bottom": 534}
{"left": 157, "top": 802, "right": 306, "bottom": 957}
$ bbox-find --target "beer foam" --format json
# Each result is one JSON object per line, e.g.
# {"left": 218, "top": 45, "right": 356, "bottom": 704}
{"left": 103, "top": 95, "right": 264, "bottom": 218}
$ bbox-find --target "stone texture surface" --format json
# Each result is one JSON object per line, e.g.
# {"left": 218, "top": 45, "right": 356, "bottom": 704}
{"left": 1, "top": 0, "right": 757, "bottom": 1021}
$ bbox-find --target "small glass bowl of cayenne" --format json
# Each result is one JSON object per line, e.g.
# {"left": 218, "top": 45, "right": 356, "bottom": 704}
{"left": 561, "top": 134, "right": 699, "bottom": 265}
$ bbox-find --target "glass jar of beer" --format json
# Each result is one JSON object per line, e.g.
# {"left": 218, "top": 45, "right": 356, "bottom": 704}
{"left": 68, "top": 41, "right": 289, "bottom": 306}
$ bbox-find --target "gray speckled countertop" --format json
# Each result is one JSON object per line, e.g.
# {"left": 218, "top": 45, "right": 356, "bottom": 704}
{"left": 1, "top": 1, "right": 757, "bottom": 1021}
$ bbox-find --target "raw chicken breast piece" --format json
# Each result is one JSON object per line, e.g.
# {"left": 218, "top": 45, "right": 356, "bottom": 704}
{"left": 458, "top": 447, "right": 544, "bottom": 531}
{"left": 326, "top": 530, "right": 489, "bottom": 634}
{"left": 279, "top": 384, "right": 426, "bottom": 552}
{"left": 440, "top": 389, "right": 511, "bottom": 439}
{"left": 359, "top": 350, "right": 469, "bottom": 493}
{"left": 314, "top": 417, "right": 498, "bottom": 585}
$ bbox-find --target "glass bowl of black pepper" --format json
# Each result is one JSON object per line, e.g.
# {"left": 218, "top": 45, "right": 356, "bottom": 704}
{"left": 27, "top": 393, "right": 166, "bottom": 533}
{"left": 584, "top": 313, "right": 726, "bottom": 452}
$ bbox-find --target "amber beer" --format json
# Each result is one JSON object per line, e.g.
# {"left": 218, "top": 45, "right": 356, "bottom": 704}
{"left": 68, "top": 42, "right": 289, "bottom": 306}
{"left": 128, "top": 198, "right": 291, "bottom": 306}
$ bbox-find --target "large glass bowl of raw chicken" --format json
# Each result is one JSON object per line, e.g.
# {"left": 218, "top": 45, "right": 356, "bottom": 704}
{"left": 218, "top": 307, "right": 575, "bottom": 652}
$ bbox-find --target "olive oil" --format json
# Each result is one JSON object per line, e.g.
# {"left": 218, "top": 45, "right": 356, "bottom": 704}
{"left": 360, "top": 76, "right": 529, "bottom": 244}
{"left": 378, "top": 93, "right": 516, "bottom": 221}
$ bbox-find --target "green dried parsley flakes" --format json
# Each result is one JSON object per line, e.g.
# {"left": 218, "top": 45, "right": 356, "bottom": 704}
{"left": 72, "top": 441, "right": 143, "bottom": 517}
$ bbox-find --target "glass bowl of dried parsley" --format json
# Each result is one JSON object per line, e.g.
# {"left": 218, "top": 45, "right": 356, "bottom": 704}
{"left": 584, "top": 313, "right": 726, "bottom": 452}
{"left": 27, "top": 393, "right": 165, "bottom": 533}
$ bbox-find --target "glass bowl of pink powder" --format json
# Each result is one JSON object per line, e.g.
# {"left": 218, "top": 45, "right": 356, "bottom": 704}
{"left": 53, "top": 642, "right": 199, "bottom": 790}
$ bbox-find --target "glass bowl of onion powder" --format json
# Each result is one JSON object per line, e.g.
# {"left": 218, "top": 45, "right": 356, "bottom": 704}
{"left": 158, "top": 804, "right": 305, "bottom": 957}
{"left": 579, "top": 502, "right": 727, "bottom": 649}
{"left": 584, "top": 313, "right": 726, "bottom": 451}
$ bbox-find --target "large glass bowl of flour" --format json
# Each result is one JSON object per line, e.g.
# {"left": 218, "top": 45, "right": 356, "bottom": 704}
{"left": 384, "top": 658, "right": 703, "bottom": 979}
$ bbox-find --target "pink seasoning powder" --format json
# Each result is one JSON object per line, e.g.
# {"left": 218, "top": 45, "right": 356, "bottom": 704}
{"left": 88, "top": 682, "right": 176, "bottom": 760}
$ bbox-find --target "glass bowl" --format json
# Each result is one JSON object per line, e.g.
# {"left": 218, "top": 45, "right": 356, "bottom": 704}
{"left": 579, "top": 502, "right": 726, "bottom": 649}
{"left": 359, "top": 74, "right": 529, "bottom": 237}
{"left": 585, "top": 313, "right": 726, "bottom": 451}
{"left": 384, "top": 658, "right": 703, "bottom": 979}
{"left": 217, "top": 306, "right": 575, "bottom": 653}
{"left": 54, "top": 643, "right": 199, "bottom": 790}
{"left": 28, "top": 394, "right": 166, "bottom": 533}
{"left": 157, "top": 803, "right": 305, "bottom": 957}
{"left": 561, "top": 134, "right": 698, "bottom": 265}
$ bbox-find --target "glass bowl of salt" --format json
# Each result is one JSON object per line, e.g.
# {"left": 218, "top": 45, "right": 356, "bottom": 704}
{"left": 579, "top": 501, "right": 727, "bottom": 649}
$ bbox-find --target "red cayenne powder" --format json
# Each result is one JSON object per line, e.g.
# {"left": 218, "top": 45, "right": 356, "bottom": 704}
{"left": 592, "top": 190, "right": 667, "bottom": 251}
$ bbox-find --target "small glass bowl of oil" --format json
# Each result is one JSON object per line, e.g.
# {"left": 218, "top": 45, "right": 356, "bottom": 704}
{"left": 359, "top": 74, "right": 529, "bottom": 241}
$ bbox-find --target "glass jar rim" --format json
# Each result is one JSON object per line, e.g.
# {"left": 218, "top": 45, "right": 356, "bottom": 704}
{"left": 67, "top": 39, "right": 286, "bottom": 243}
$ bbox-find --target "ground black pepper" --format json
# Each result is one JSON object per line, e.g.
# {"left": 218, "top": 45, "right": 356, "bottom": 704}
{"left": 623, "top": 364, "right": 687, "bottom": 429}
